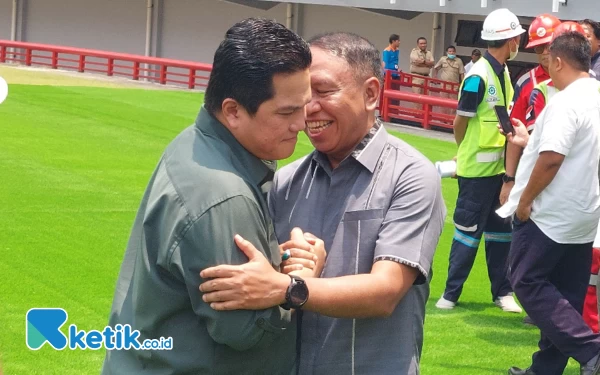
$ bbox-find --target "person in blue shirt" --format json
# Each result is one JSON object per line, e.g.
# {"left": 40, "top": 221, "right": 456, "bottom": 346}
{"left": 580, "top": 19, "right": 600, "bottom": 80}
{"left": 382, "top": 34, "right": 400, "bottom": 78}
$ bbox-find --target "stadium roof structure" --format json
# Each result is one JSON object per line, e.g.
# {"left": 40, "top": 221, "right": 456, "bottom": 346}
{"left": 258, "top": 0, "right": 600, "bottom": 20}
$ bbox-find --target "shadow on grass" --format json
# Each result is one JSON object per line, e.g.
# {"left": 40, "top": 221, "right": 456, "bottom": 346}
{"left": 461, "top": 311, "right": 537, "bottom": 330}
{"left": 426, "top": 301, "right": 491, "bottom": 315}
{"left": 475, "top": 328, "right": 539, "bottom": 348}
{"left": 434, "top": 363, "right": 503, "bottom": 374}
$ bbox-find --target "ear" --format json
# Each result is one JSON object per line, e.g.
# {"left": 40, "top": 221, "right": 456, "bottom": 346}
{"left": 364, "top": 77, "right": 381, "bottom": 112}
{"left": 554, "top": 56, "right": 563, "bottom": 71}
{"left": 221, "top": 99, "right": 245, "bottom": 130}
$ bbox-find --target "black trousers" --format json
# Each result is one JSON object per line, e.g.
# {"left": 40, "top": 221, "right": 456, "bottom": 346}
{"left": 443, "top": 175, "right": 513, "bottom": 302}
{"left": 509, "top": 218, "right": 600, "bottom": 375}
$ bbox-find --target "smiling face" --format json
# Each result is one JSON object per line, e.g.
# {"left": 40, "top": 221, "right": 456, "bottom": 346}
{"left": 304, "top": 47, "right": 379, "bottom": 167}
{"left": 224, "top": 70, "right": 312, "bottom": 160}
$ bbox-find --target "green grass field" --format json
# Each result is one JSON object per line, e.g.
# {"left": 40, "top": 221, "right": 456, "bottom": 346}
{"left": 0, "top": 78, "right": 581, "bottom": 374}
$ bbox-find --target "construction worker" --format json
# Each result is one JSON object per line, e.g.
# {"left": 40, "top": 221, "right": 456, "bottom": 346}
{"left": 435, "top": 8, "right": 525, "bottom": 313}
{"left": 501, "top": 14, "right": 561, "bottom": 206}
{"left": 526, "top": 23, "right": 591, "bottom": 128}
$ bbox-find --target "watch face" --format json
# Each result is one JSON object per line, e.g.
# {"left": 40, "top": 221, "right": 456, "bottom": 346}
{"left": 290, "top": 280, "right": 309, "bottom": 306}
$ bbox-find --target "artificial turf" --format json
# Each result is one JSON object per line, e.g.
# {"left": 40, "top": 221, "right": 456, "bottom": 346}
{"left": 0, "top": 82, "right": 581, "bottom": 374}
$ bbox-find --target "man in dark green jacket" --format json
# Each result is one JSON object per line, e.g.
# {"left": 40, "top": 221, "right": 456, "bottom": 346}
{"left": 102, "top": 18, "right": 312, "bottom": 375}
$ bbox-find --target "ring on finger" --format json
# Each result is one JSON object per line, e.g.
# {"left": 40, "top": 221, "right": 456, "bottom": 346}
{"left": 282, "top": 249, "right": 291, "bottom": 261}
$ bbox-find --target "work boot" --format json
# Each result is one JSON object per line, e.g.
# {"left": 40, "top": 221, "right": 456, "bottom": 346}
{"left": 508, "top": 367, "right": 536, "bottom": 375}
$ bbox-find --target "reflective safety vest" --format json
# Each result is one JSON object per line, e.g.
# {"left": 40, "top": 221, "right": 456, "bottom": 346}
{"left": 534, "top": 78, "right": 559, "bottom": 103}
{"left": 457, "top": 59, "right": 515, "bottom": 178}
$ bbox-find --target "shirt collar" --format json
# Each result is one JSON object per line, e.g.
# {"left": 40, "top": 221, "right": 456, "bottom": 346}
{"left": 484, "top": 51, "right": 505, "bottom": 76}
{"left": 195, "top": 106, "right": 275, "bottom": 186}
{"left": 592, "top": 51, "right": 600, "bottom": 65}
{"left": 312, "top": 119, "right": 387, "bottom": 174}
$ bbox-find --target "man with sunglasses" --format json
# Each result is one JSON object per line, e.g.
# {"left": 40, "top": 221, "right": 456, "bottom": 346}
{"left": 500, "top": 14, "right": 561, "bottom": 206}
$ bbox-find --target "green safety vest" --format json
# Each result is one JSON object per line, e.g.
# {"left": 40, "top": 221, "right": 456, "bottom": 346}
{"left": 534, "top": 78, "right": 558, "bottom": 103}
{"left": 456, "top": 59, "right": 514, "bottom": 178}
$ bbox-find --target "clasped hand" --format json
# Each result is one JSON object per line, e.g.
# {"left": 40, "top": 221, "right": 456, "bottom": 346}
{"left": 199, "top": 228, "right": 326, "bottom": 311}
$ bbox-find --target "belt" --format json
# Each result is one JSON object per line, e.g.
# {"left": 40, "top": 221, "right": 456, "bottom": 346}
{"left": 411, "top": 73, "right": 429, "bottom": 77}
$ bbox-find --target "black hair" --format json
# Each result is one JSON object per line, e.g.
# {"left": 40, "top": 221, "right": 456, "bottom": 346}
{"left": 389, "top": 34, "right": 400, "bottom": 44}
{"left": 309, "top": 32, "right": 382, "bottom": 83}
{"left": 447, "top": 45, "right": 456, "bottom": 51}
{"left": 417, "top": 37, "right": 427, "bottom": 43}
{"left": 550, "top": 31, "right": 592, "bottom": 72}
{"left": 204, "top": 18, "right": 311, "bottom": 116}
{"left": 487, "top": 39, "right": 509, "bottom": 48}
{"left": 580, "top": 19, "right": 600, "bottom": 40}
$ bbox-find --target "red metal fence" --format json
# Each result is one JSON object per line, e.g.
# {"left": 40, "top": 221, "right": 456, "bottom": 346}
{"left": 380, "top": 70, "right": 459, "bottom": 130}
{"left": 0, "top": 41, "right": 461, "bottom": 130}
{"left": 0, "top": 40, "right": 212, "bottom": 89}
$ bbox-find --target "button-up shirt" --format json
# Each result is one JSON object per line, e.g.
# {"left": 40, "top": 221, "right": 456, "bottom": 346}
{"left": 410, "top": 48, "right": 434, "bottom": 76}
{"left": 269, "top": 121, "right": 446, "bottom": 375}
{"left": 435, "top": 56, "right": 465, "bottom": 83}
{"left": 102, "top": 107, "right": 295, "bottom": 375}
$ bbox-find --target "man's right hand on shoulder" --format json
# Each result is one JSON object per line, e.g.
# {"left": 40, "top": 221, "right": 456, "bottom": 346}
{"left": 280, "top": 228, "right": 327, "bottom": 278}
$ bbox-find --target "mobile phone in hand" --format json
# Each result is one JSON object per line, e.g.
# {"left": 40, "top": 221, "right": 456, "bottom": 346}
{"left": 494, "top": 105, "right": 514, "bottom": 135}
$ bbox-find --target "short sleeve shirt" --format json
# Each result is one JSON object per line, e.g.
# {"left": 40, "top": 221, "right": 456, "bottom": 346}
{"left": 435, "top": 56, "right": 465, "bottom": 83}
{"left": 497, "top": 78, "right": 600, "bottom": 244}
{"left": 410, "top": 48, "right": 434, "bottom": 75}
{"left": 457, "top": 52, "right": 507, "bottom": 118}
{"left": 269, "top": 121, "right": 447, "bottom": 374}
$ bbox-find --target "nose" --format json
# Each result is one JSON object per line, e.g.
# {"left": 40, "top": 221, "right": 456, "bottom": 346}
{"left": 290, "top": 110, "right": 306, "bottom": 133}
{"left": 305, "top": 94, "right": 321, "bottom": 117}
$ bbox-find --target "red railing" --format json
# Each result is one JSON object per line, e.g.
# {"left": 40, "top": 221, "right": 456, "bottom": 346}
{"left": 380, "top": 70, "right": 459, "bottom": 130}
{"left": 0, "top": 40, "right": 460, "bottom": 130}
{"left": 0, "top": 40, "right": 212, "bottom": 89}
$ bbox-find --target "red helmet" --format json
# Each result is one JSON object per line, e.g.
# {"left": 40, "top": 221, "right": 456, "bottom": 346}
{"left": 526, "top": 14, "right": 562, "bottom": 48}
{"left": 551, "top": 21, "right": 587, "bottom": 41}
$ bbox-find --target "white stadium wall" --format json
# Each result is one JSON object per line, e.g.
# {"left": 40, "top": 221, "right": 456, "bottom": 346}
{"left": 300, "top": 5, "right": 435, "bottom": 73}
{"left": 0, "top": 0, "right": 13, "bottom": 40}
{"left": 20, "top": 0, "right": 147, "bottom": 54}
{"left": 158, "top": 0, "right": 288, "bottom": 64}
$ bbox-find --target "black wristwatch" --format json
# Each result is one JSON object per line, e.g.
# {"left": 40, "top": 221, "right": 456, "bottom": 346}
{"left": 503, "top": 174, "right": 515, "bottom": 183}
{"left": 280, "top": 275, "right": 309, "bottom": 310}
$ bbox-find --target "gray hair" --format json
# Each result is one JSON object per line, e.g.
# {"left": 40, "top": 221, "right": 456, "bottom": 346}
{"left": 308, "top": 32, "right": 383, "bottom": 83}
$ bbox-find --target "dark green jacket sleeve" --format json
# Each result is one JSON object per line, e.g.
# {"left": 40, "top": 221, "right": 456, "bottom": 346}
{"left": 168, "top": 195, "right": 292, "bottom": 351}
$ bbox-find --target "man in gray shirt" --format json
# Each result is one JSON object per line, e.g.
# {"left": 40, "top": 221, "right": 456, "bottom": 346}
{"left": 201, "top": 32, "right": 447, "bottom": 374}
{"left": 102, "top": 18, "right": 313, "bottom": 375}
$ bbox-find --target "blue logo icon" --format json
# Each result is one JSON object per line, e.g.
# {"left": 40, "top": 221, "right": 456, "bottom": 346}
{"left": 488, "top": 86, "right": 497, "bottom": 96}
{"left": 26, "top": 308, "right": 173, "bottom": 351}
{"left": 26, "top": 308, "right": 69, "bottom": 350}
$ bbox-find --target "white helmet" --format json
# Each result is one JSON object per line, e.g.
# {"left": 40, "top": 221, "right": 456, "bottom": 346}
{"left": 481, "top": 8, "right": 526, "bottom": 41}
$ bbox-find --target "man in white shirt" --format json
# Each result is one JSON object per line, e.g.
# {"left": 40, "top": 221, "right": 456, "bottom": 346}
{"left": 497, "top": 31, "right": 600, "bottom": 375}
{"left": 464, "top": 49, "right": 482, "bottom": 75}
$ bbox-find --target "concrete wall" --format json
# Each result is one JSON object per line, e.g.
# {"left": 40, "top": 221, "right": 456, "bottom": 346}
{"left": 301, "top": 5, "right": 435, "bottom": 72}
{"left": 22, "top": 0, "right": 147, "bottom": 54}
{"left": 159, "top": 0, "right": 288, "bottom": 63}
{"left": 0, "top": 0, "right": 12, "bottom": 40}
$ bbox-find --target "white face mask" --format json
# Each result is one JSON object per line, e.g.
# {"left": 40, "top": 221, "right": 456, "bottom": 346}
{"left": 508, "top": 40, "right": 519, "bottom": 61}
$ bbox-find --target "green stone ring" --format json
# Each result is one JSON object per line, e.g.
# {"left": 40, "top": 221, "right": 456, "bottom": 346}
{"left": 282, "top": 250, "right": 291, "bottom": 261}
